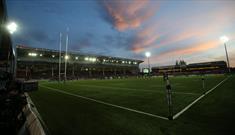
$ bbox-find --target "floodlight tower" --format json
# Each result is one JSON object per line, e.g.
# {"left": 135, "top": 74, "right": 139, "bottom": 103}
{"left": 58, "top": 33, "right": 62, "bottom": 82}
{"left": 145, "top": 52, "right": 151, "bottom": 73}
{"left": 6, "top": 22, "right": 17, "bottom": 34}
{"left": 6, "top": 21, "right": 17, "bottom": 76}
{"left": 220, "top": 36, "right": 230, "bottom": 73}
{"left": 64, "top": 28, "right": 69, "bottom": 83}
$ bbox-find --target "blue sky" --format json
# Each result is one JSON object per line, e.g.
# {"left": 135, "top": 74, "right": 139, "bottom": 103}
{"left": 7, "top": 0, "right": 235, "bottom": 67}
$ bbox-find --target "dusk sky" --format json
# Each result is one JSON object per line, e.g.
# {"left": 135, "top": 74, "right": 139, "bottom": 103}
{"left": 7, "top": 0, "right": 235, "bottom": 67}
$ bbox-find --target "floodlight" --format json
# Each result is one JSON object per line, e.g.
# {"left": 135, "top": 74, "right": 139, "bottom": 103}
{"left": 89, "top": 57, "right": 93, "bottom": 61}
{"left": 145, "top": 52, "right": 151, "bottom": 58}
{"left": 28, "top": 52, "right": 37, "bottom": 57}
{"left": 75, "top": 57, "right": 78, "bottom": 60}
{"left": 92, "top": 58, "right": 96, "bottom": 62}
{"left": 52, "top": 55, "right": 55, "bottom": 58}
{"left": 220, "top": 35, "right": 231, "bottom": 72}
{"left": 84, "top": 57, "right": 89, "bottom": 61}
{"left": 6, "top": 22, "right": 17, "bottom": 34}
{"left": 220, "top": 36, "right": 229, "bottom": 43}
{"left": 145, "top": 52, "right": 151, "bottom": 73}
{"left": 65, "top": 55, "right": 69, "bottom": 60}
{"left": 40, "top": 54, "right": 43, "bottom": 57}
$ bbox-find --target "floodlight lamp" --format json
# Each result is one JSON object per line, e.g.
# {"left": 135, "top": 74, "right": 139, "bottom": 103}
{"left": 145, "top": 52, "right": 151, "bottom": 58}
{"left": 92, "top": 58, "right": 96, "bottom": 62}
{"left": 220, "top": 36, "right": 229, "bottom": 43}
{"left": 28, "top": 52, "right": 37, "bottom": 57}
{"left": 84, "top": 57, "right": 89, "bottom": 61}
{"left": 65, "top": 55, "right": 69, "bottom": 60}
{"left": 6, "top": 22, "right": 17, "bottom": 34}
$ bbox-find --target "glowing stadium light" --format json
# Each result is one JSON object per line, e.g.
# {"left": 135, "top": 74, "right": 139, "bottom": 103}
{"left": 220, "top": 36, "right": 229, "bottom": 43}
{"left": 28, "top": 52, "right": 37, "bottom": 57}
{"left": 65, "top": 55, "right": 69, "bottom": 60}
{"left": 145, "top": 52, "right": 151, "bottom": 58}
{"left": 220, "top": 35, "right": 231, "bottom": 72}
{"left": 85, "top": 57, "right": 97, "bottom": 62}
{"left": 92, "top": 58, "right": 96, "bottom": 62}
{"left": 145, "top": 52, "right": 151, "bottom": 73}
{"left": 129, "top": 61, "right": 131, "bottom": 64}
{"left": 84, "top": 57, "right": 89, "bottom": 61}
{"left": 75, "top": 56, "right": 78, "bottom": 60}
{"left": 6, "top": 22, "right": 17, "bottom": 34}
{"left": 122, "top": 61, "right": 125, "bottom": 64}
{"left": 88, "top": 57, "right": 93, "bottom": 61}
{"left": 39, "top": 54, "right": 43, "bottom": 57}
{"left": 52, "top": 55, "right": 55, "bottom": 58}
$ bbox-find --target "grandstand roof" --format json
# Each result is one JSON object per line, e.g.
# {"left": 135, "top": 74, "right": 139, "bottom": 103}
{"left": 16, "top": 45, "right": 143, "bottom": 67}
{"left": 16, "top": 45, "right": 143, "bottom": 63}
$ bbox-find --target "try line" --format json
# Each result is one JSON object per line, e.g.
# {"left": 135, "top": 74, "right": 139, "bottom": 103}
{"left": 173, "top": 76, "right": 230, "bottom": 120}
{"left": 39, "top": 85, "right": 169, "bottom": 120}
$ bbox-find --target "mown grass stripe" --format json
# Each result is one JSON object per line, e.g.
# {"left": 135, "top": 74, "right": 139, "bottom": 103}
{"left": 44, "top": 83, "right": 199, "bottom": 96}
{"left": 39, "top": 85, "right": 169, "bottom": 120}
{"left": 78, "top": 84, "right": 199, "bottom": 96}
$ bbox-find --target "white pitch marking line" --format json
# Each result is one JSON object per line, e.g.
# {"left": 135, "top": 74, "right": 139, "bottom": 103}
{"left": 40, "top": 85, "right": 169, "bottom": 120}
{"left": 172, "top": 91, "right": 200, "bottom": 96}
{"left": 173, "top": 76, "right": 230, "bottom": 120}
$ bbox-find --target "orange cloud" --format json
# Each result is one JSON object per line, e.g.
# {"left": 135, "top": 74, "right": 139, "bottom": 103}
{"left": 101, "top": 0, "right": 158, "bottom": 31}
{"left": 132, "top": 23, "right": 219, "bottom": 53}
{"left": 151, "top": 40, "right": 220, "bottom": 62}
{"left": 131, "top": 5, "right": 235, "bottom": 54}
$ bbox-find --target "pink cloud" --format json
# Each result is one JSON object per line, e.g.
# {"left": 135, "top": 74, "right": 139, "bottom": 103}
{"left": 151, "top": 40, "right": 221, "bottom": 62}
{"left": 132, "top": 5, "right": 235, "bottom": 54}
{"left": 101, "top": 0, "right": 158, "bottom": 31}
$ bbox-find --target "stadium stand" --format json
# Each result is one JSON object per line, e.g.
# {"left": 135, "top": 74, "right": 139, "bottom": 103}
{"left": 152, "top": 61, "right": 227, "bottom": 75}
{"left": 16, "top": 45, "right": 143, "bottom": 80}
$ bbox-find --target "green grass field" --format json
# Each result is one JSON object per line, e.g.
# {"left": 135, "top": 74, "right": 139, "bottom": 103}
{"left": 29, "top": 75, "right": 235, "bottom": 135}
